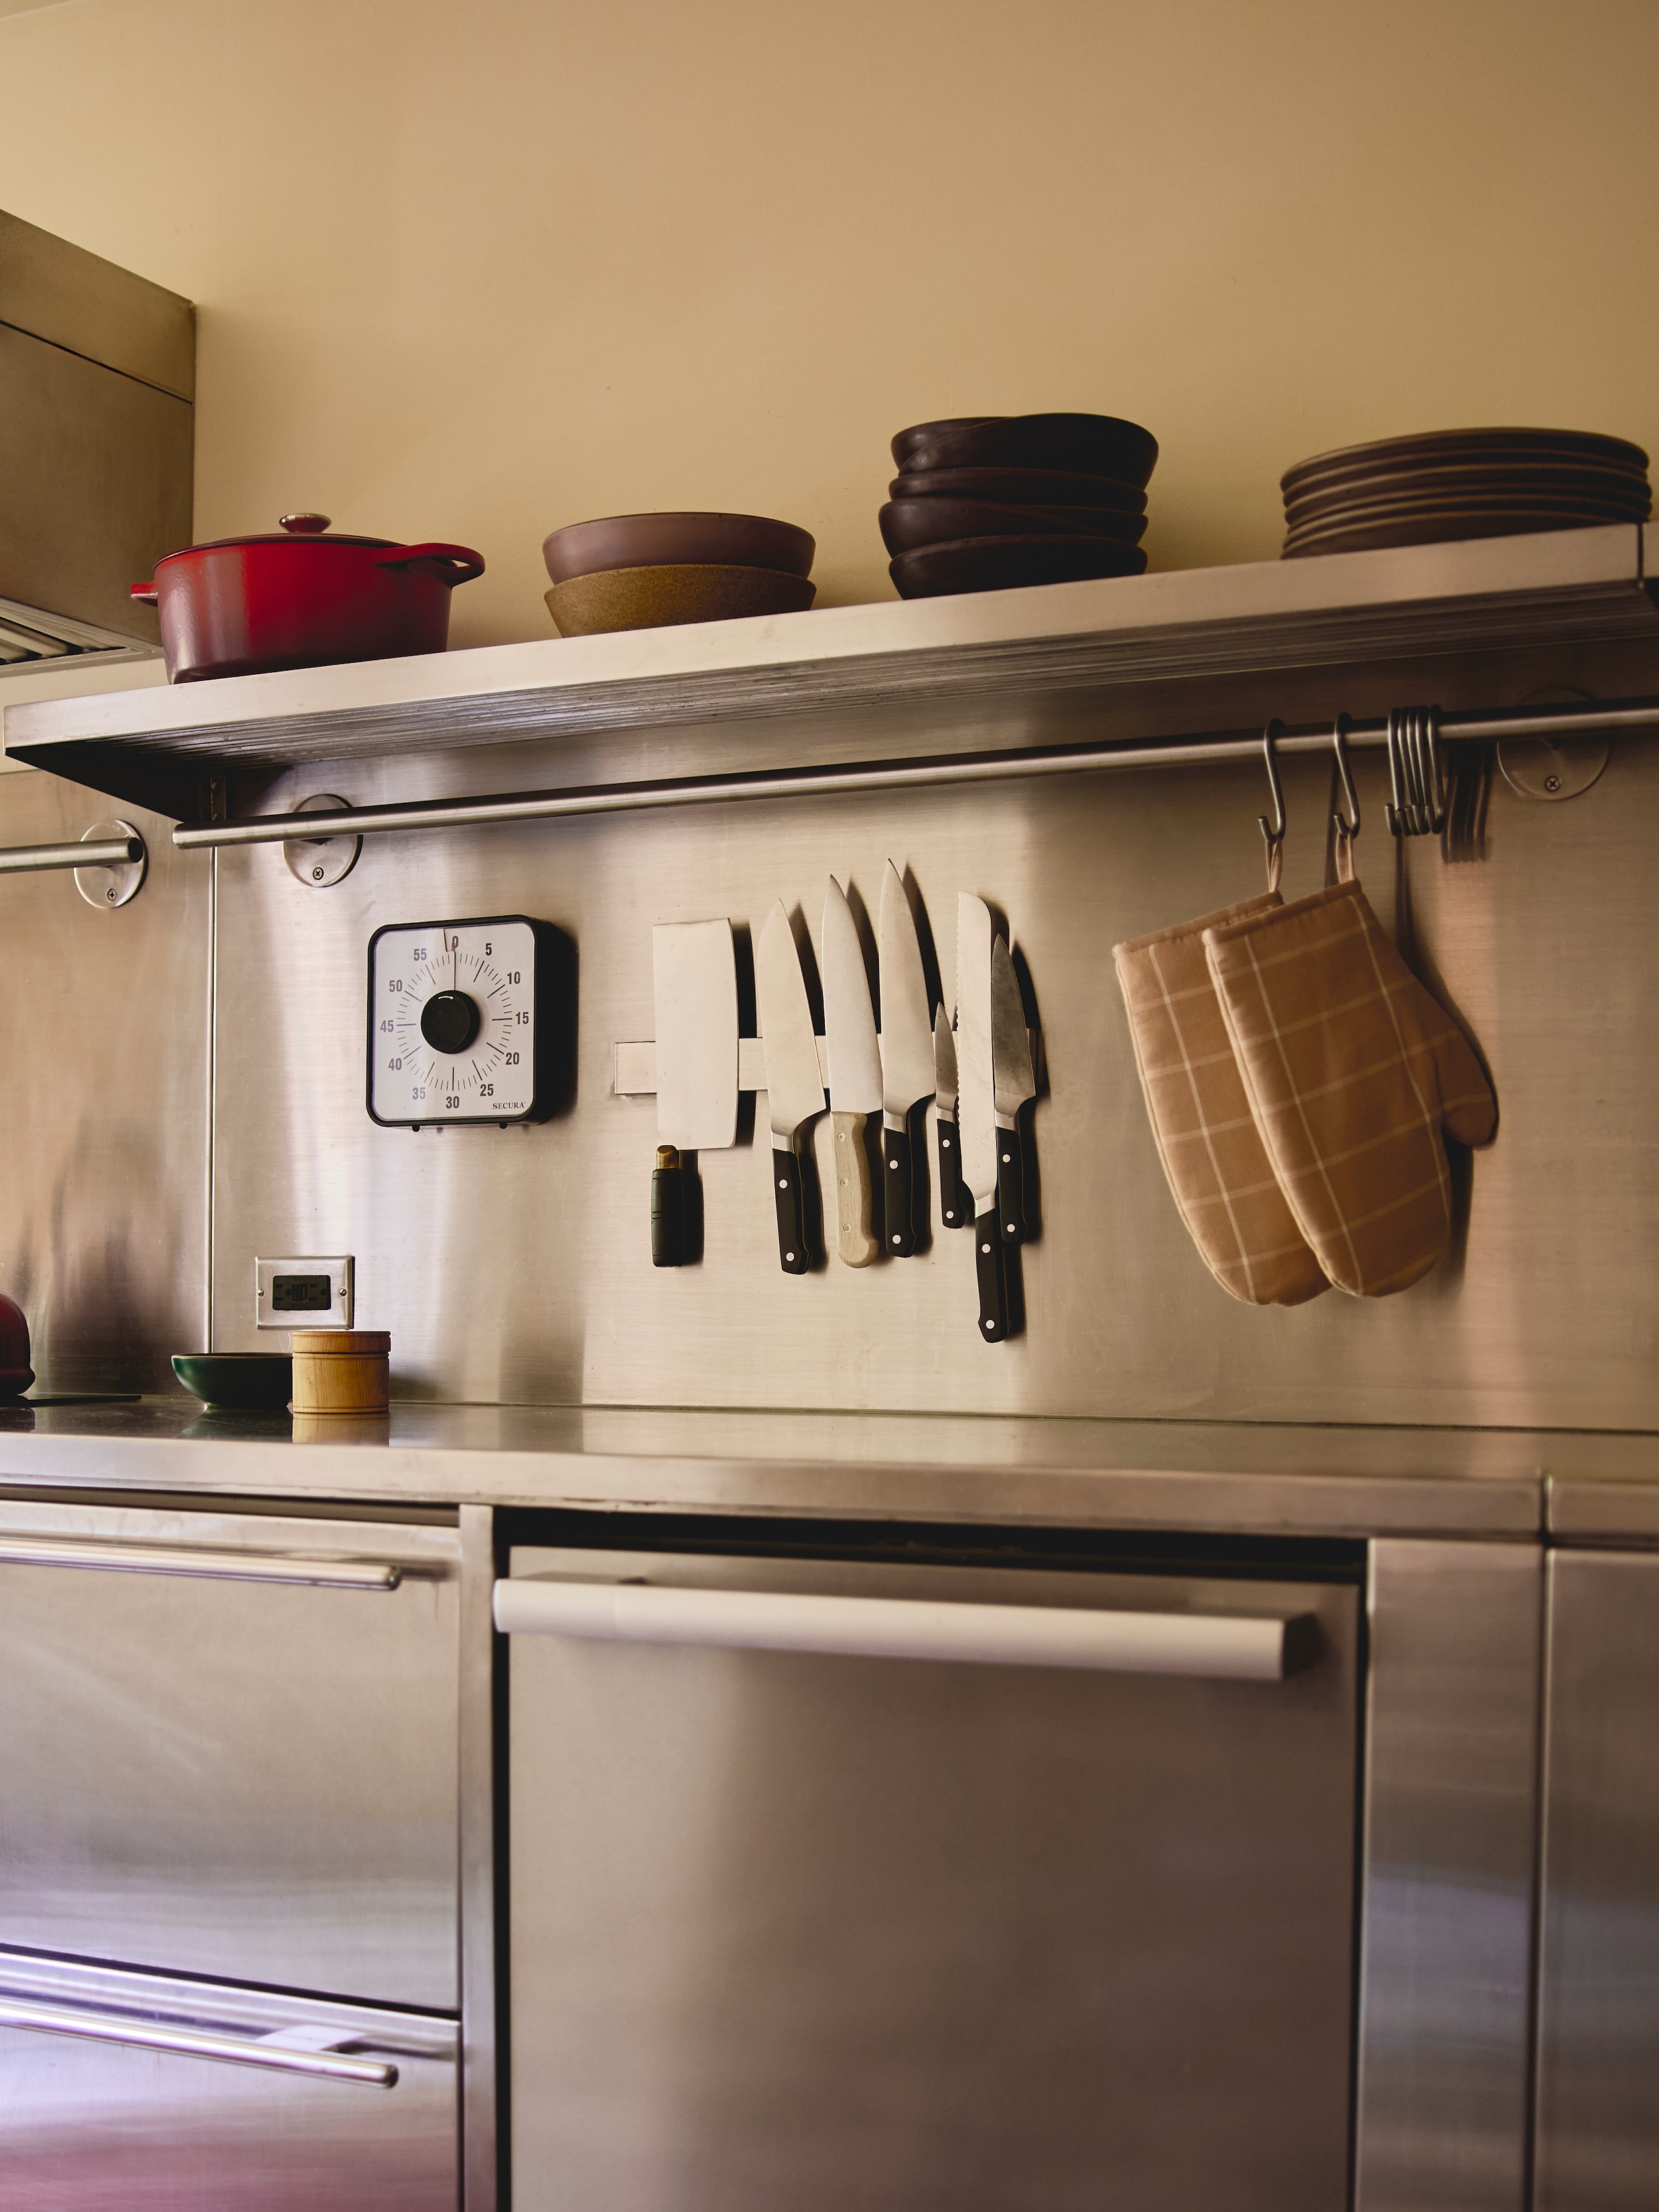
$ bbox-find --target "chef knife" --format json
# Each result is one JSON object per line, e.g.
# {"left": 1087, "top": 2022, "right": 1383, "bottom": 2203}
{"left": 651, "top": 919, "right": 738, "bottom": 1266}
{"left": 821, "top": 878, "right": 882, "bottom": 1267}
{"left": 990, "top": 932, "right": 1037, "bottom": 1246}
{"left": 755, "top": 900, "right": 825, "bottom": 1275}
{"left": 876, "top": 860, "right": 935, "bottom": 1257}
{"left": 955, "top": 893, "right": 1006, "bottom": 1341}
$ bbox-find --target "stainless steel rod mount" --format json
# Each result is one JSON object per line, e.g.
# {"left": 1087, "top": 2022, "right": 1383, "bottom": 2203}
{"left": 494, "top": 1576, "right": 1314, "bottom": 1680}
{"left": 171, "top": 692, "right": 1659, "bottom": 852}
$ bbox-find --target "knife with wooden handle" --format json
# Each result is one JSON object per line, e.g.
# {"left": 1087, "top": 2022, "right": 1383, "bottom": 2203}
{"left": 821, "top": 877, "right": 882, "bottom": 1267}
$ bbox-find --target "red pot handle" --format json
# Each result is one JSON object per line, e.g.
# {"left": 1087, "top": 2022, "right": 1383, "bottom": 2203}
{"left": 130, "top": 582, "right": 159, "bottom": 604}
{"left": 372, "top": 543, "right": 486, "bottom": 585}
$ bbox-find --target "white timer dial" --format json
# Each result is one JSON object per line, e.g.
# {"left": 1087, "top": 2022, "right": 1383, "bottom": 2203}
{"left": 369, "top": 917, "right": 538, "bottom": 1124}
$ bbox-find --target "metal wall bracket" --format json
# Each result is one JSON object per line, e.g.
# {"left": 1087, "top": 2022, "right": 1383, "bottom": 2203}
{"left": 283, "top": 793, "right": 361, "bottom": 888}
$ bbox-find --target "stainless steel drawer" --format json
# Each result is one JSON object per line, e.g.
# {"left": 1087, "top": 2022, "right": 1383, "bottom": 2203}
{"left": 0, "top": 1946, "right": 457, "bottom": 2211}
{"left": 503, "top": 1542, "right": 1361, "bottom": 2212}
{"left": 0, "top": 1497, "right": 459, "bottom": 2009}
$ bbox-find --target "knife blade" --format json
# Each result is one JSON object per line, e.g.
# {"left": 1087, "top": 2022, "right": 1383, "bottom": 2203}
{"left": 651, "top": 919, "right": 738, "bottom": 1266}
{"left": 955, "top": 893, "right": 1006, "bottom": 1341}
{"left": 990, "top": 933, "right": 1037, "bottom": 1246}
{"left": 756, "top": 900, "right": 825, "bottom": 1275}
{"left": 821, "top": 878, "right": 882, "bottom": 1267}
{"left": 933, "top": 1004, "right": 967, "bottom": 1230}
{"left": 877, "top": 861, "right": 934, "bottom": 1258}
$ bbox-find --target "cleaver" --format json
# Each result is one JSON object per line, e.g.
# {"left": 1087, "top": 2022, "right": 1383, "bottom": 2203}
{"left": 651, "top": 919, "right": 738, "bottom": 1266}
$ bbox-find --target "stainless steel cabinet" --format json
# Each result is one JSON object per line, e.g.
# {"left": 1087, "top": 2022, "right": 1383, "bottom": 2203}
{"left": 0, "top": 1947, "right": 457, "bottom": 2211}
{"left": 503, "top": 1542, "right": 1362, "bottom": 2212}
{"left": 1535, "top": 1549, "right": 1659, "bottom": 2211}
{"left": 0, "top": 1497, "right": 460, "bottom": 2009}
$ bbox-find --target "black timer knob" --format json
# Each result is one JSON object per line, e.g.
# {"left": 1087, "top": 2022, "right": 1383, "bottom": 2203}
{"left": 421, "top": 989, "right": 481, "bottom": 1054}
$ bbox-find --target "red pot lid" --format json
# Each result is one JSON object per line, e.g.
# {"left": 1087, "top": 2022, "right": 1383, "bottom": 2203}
{"left": 160, "top": 514, "right": 400, "bottom": 557}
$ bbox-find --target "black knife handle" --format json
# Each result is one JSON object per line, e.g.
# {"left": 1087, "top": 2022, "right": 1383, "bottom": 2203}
{"left": 651, "top": 1147, "right": 685, "bottom": 1267}
{"left": 882, "top": 1118, "right": 915, "bottom": 1256}
{"left": 772, "top": 1145, "right": 809, "bottom": 1275}
{"left": 974, "top": 1203, "right": 1008, "bottom": 1343}
{"left": 996, "top": 1122, "right": 1025, "bottom": 1246}
{"left": 936, "top": 1113, "right": 967, "bottom": 1229}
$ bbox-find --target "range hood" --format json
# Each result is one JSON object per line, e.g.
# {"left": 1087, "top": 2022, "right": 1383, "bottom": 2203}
{"left": 0, "top": 208, "right": 193, "bottom": 673}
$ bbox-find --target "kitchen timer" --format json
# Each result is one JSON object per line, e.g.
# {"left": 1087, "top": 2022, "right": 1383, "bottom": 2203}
{"left": 367, "top": 915, "right": 571, "bottom": 1126}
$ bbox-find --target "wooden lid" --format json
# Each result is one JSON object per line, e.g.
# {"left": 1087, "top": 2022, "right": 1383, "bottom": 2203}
{"left": 290, "top": 1329, "right": 391, "bottom": 1354}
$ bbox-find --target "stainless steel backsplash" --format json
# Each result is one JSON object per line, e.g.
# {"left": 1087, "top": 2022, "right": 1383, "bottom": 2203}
{"left": 5, "top": 700, "right": 1653, "bottom": 1426}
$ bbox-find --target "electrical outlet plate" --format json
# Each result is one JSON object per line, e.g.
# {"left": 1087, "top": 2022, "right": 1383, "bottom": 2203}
{"left": 256, "top": 1256, "right": 354, "bottom": 1330}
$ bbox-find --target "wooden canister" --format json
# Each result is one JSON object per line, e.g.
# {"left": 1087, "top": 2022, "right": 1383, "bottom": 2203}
{"left": 290, "top": 1330, "right": 391, "bottom": 1416}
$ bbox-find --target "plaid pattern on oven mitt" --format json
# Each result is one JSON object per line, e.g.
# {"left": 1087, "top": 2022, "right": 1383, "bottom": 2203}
{"left": 1114, "top": 896, "right": 1331, "bottom": 1307}
{"left": 1203, "top": 881, "right": 1496, "bottom": 1298}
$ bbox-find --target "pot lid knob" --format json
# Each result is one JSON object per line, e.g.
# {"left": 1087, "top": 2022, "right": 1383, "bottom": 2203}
{"left": 279, "top": 513, "right": 332, "bottom": 534}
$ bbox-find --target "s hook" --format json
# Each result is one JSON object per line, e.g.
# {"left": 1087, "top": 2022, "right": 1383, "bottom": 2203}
{"left": 1259, "top": 718, "right": 1288, "bottom": 891}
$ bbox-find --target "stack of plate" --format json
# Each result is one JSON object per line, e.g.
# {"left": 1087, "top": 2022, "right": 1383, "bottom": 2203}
{"left": 880, "top": 413, "right": 1158, "bottom": 598}
{"left": 1280, "top": 428, "right": 1651, "bottom": 559}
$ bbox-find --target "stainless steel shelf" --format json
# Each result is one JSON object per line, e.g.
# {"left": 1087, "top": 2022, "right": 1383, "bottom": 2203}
{"left": 4, "top": 525, "right": 1654, "bottom": 820}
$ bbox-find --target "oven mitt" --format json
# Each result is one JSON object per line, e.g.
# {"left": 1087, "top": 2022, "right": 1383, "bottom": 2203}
{"left": 1114, "top": 897, "right": 1331, "bottom": 1307}
{"left": 1203, "top": 880, "right": 1497, "bottom": 1299}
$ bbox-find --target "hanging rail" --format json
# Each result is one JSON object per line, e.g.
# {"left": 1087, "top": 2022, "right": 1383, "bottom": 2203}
{"left": 0, "top": 834, "right": 143, "bottom": 875}
{"left": 170, "top": 694, "right": 1659, "bottom": 852}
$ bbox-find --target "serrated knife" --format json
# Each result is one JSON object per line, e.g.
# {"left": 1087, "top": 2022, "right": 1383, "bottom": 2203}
{"left": 933, "top": 1004, "right": 967, "bottom": 1229}
{"left": 877, "top": 861, "right": 935, "bottom": 1257}
{"left": 756, "top": 900, "right": 825, "bottom": 1275}
{"left": 956, "top": 893, "right": 1006, "bottom": 1341}
{"left": 821, "top": 877, "right": 882, "bottom": 1267}
{"left": 990, "top": 932, "right": 1037, "bottom": 1246}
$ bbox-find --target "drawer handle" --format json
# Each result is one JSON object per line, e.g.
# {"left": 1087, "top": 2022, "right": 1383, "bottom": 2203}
{"left": 493, "top": 1578, "right": 1317, "bottom": 1681}
{"left": 0, "top": 1535, "right": 402, "bottom": 1589}
{"left": 0, "top": 1996, "right": 398, "bottom": 2086}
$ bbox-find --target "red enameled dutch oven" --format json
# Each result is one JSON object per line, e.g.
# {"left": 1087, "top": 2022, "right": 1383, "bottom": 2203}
{"left": 132, "top": 513, "right": 486, "bottom": 684}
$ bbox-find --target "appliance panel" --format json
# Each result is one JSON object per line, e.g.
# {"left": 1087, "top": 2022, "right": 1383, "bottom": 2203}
{"left": 0, "top": 1947, "right": 456, "bottom": 2212}
{"left": 1534, "top": 1549, "right": 1659, "bottom": 2212}
{"left": 507, "top": 1543, "right": 1359, "bottom": 2212}
{"left": 0, "top": 1498, "right": 460, "bottom": 2010}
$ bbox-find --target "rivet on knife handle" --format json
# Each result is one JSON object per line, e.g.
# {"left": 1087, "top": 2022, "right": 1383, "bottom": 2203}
{"left": 832, "top": 1112, "right": 880, "bottom": 1267}
{"left": 936, "top": 1112, "right": 967, "bottom": 1228}
{"left": 996, "top": 1125, "right": 1026, "bottom": 1245}
{"left": 772, "top": 1145, "right": 809, "bottom": 1275}
{"left": 883, "top": 1115, "right": 915, "bottom": 1256}
{"left": 974, "top": 1203, "right": 1008, "bottom": 1342}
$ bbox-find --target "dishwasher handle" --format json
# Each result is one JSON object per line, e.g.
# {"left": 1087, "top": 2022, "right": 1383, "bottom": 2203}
{"left": 0, "top": 1996, "right": 398, "bottom": 2086}
{"left": 494, "top": 1577, "right": 1317, "bottom": 1681}
{"left": 0, "top": 1534, "right": 402, "bottom": 1590}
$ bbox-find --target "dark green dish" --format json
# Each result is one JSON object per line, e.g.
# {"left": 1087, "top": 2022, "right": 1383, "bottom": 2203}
{"left": 172, "top": 1352, "right": 293, "bottom": 1410}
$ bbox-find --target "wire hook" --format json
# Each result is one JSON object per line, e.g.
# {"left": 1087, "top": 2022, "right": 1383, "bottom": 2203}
{"left": 1258, "top": 718, "right": 1287, "bottom": 889}
{"left": 1331, "top": 712, "right": 1359, "bottom": 838}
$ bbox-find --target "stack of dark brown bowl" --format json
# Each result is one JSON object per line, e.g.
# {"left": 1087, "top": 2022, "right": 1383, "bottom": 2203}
{"left": 880, "top": 413, "right": 1158, "bottom": 598}
{"left": 1280, "top": 428, "right": 1652, "bottom": 559}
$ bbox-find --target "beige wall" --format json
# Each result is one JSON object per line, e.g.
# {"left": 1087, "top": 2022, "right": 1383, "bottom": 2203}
{"left": 1, "top": 0, "right": 1655, "bottom": 647}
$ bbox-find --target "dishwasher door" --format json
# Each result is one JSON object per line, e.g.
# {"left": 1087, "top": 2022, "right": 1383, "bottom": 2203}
{"left": 0, "top": 1946, "right": 458, "bottom": 2211}
{"left": 502, "top": 1543, "right": 1361, "bottom": 2212}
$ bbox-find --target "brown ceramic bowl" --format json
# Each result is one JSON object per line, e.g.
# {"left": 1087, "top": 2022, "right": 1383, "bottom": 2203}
{"left": 543, "top": 512, "right": 815, "bottom": 586}
{"left": 545, "top": 563, "right": 816, "bottom": 637}
{"left": 892, "top": 413, "right": 1159, "bottom": 487}
{"left": 890, "top": 535, "right": 1148, "bottom": 599}
{"left": 890, "top": 417, "right": 1000, "bottom": 469}
{"left": 880, "top": 498, "right": 1148, "bottom": 556}
{"left": 891, "top": 465, "right": 1147, "bottom": 512}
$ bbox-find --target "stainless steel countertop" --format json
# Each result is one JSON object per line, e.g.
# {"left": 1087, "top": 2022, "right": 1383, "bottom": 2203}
{"left": 5, "top": 1397, "right": 1652, "bottom": 1537}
